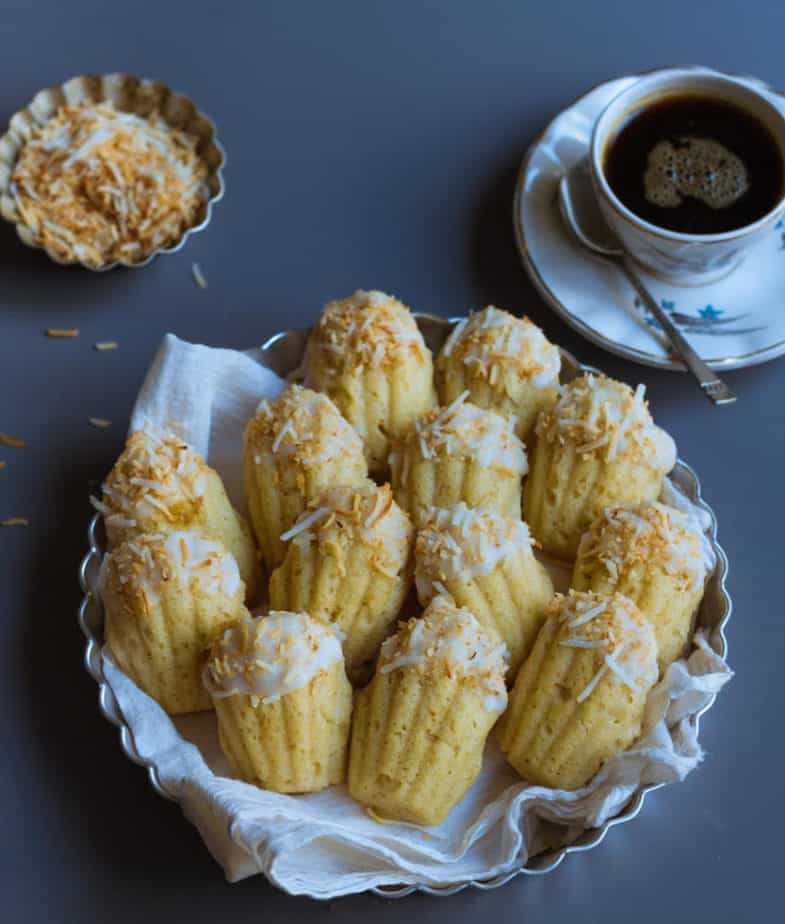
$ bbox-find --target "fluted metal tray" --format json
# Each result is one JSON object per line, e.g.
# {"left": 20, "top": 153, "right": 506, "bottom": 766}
{"left": 78, "top": 314, "right": 731, "bottom": 896}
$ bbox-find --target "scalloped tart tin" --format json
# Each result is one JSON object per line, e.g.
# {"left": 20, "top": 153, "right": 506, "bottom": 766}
{"left": 0, "top": 73, "right": 225, "bottom": 270}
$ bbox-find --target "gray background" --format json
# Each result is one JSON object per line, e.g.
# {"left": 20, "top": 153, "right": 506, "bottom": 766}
{"left": 1, "top": 1, "right": 781, "bottom": 921}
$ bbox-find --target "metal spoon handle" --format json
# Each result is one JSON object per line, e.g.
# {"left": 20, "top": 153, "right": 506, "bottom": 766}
{"left": 619, "top": 258, "right": 737, "bottom": 405}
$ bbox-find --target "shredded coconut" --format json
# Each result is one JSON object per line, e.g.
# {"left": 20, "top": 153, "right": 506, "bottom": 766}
{"left": 548, "top": 591, "right": 658, "bottom": 704}
{"left": 247, "top": 385, "right": 365, "bottom": 468}
{"left": 100, "top": 430, "right": 207, "bottom": 531}
{"left": 282, "top": 484, "right": 412, "bottom": 579}
{"left": 11, "top": 102, "right": 208, "bottom": 268}
{"left": 439, "top": 306, "right": 560, "bottom": 388}
{"left": 379, "top": 595, "right": 508, "bottom": 713}
{"left": 393, "top": 395, "right": 527, "bottom": 474}
{"left": 540, "top": 374, "right": 676, "bottom": 470}
{"left": 203, "top": 611, "right": 344, "bottom": 703}
{"left": 577, "top": 500, "right": 714, "bottom": 593}
{"left": 101, "top": 529, "right": 241, "bottom": 601}
{"left": 309, "top": 290, "right": 428, "bottom": 369}
{"left": 415, "top": 503, "right": 533, "bottom": 599}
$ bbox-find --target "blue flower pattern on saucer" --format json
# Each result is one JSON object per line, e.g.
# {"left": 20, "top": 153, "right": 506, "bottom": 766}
{"left": 698, "top": 304, "right": 723, "bottom": 320}
{"left": 634, "top": 297, "right": 765, "bottom": 335}
{"left": 630, "top": 214, "right": 784, "bottom": 335}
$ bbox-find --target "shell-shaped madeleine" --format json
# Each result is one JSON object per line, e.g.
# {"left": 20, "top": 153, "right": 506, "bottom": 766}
{"left": 415, "top": 503, "right": 553, "bottom": 678}
{"left": 243, "top": 385, "right": 368, "bottom": 573}
{"left": 435, "top": 307, "right": 560, "bottom": 440}
{"left": 95, "top": 429, "right": 258, "bottom": 600}
{"left": 348, "top": 595, "right": 507, "bottom": 825}
{"left": 523, "top": 375, "right": 676, "bottom": 559}
{"left": 204, "top": 611, "right": 352, "bottom": 792}
{"left": 304, "top": 289, "right": 436, "bottom": 475}
{"left": 573, "top": 501, "right": 714, "bottom": 670}
{"left": 100, "top": 529, "right": 247, "bottom": 714}
{"left": 269, "top": 481, "right": 414, "bottom": 680}
{"left": 497, "top": 590, "right": 658, "bottom": 790}
{"left": 389, "top": 393, "right": 527, "bottom": 527}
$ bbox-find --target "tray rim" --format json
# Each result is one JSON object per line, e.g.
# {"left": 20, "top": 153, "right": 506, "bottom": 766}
{"left": 77, "top": 313, "right": 732, "bottom": 897}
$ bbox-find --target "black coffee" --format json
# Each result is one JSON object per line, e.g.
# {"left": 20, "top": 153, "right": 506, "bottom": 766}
{"left": 603, "top": 94, "right": 784, "bottom": 234}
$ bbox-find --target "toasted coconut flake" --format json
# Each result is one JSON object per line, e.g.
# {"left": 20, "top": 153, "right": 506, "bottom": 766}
{"left": 559, "top": 638, "right": 607, "bottom": 649}
{"left": 416, "top": 504, "right": 532, "bottom": 592}
{"left": 45, "top": 328, "right": 79, "bottom": 338}
{"left": 567, "top": 601, "right": 607, "bottom": 629}
{"left": 11, "top": 102, "right": 208, "bottom": 268}
{"left": 441, "top": 317, "right": 469, "bottom": 357}
{"left": 89, "top": 417, "right": 112, "bottom": 429}
{"left": 311, "top": 290, "right": 427, "bottom": 370}
{"left": 94, "top": 341, "right": 119, "bottom": 351}
{"left": 540, "top": 374, "right": 675, "bottom": 470}
{"left": 0, "top": 461, "right": 6, "bottom": 471}
{"left": 1, "top": 517, "right": 28, "bottom": 527}
{"left": 401, "top": 402, "right": 527, "bottom": 474}
{"left": 0, "top": 432, "right": 26, "bottom": 448}
{"left": 365, "top": 807, "right": 398, "bottom": 825}
{"left": 379, "top": 596, "right": 508, "bottom": 712}
{"left": 578, "top": 500, "right": 714, "bottom": 593}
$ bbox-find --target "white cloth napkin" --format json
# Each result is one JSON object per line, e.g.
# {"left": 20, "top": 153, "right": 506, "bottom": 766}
{"left": 101, "top": 333, "right": 733, "bottom": 897}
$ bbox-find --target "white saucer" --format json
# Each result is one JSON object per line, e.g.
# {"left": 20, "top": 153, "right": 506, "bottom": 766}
{"left": 514, "top": 66, "right": 785, "bottom": 370}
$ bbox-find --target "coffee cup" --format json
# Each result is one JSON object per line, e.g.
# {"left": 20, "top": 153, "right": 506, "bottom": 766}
{"left": 589, "top": 68, "right": 785, "bottom": 284}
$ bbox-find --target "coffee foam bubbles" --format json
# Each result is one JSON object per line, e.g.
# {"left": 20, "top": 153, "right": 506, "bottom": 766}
{"left": 644, "top": 137, "right": 749, "bottom": 210}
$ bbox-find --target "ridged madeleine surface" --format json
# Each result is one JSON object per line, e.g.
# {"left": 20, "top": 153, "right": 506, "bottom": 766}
{"left": 415, "top": 504, "right": 552, "bottom": 678}
{"left": 304, "top": 289, "right": 436, "bottom": 475}
{"left": 348, "top": 596, "right": 507, "bottom": 825}
{"left": 435, "top": 306, "right": 560, "bottom": 441}
{"left": 205, "top": 611, "right": 352, "bottom": 793}
{"left": 243, "top": 385, "right": 367, "bottom": 573}
{"left": 213, "top": 665, "right": 352, "bottom": 792}
{"left": 572, "top": 501, "right": 713, "bottom": 670}
{"left": 101, "top": 529, "right": 247, "bottom": 714}
{"left": 497, "top": 591, "right": 658, "bottom": 790}
{"left": 390, "top": 394, "right": 527, "bottom": 527}
{"left": 270, "top": 482, "right": 413, "bottom": 681}
{"left": 523, "top": 375, "right": 676, "bottom": 559}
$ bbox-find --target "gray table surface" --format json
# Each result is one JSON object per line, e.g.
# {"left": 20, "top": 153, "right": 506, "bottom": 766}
{"left": 1, "top": 1, "right": 782, "bottom": 921}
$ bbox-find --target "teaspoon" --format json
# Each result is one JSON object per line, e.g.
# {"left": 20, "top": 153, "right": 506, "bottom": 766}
{"left": 557, "top": 159, "right": 737, "bottom": 406}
